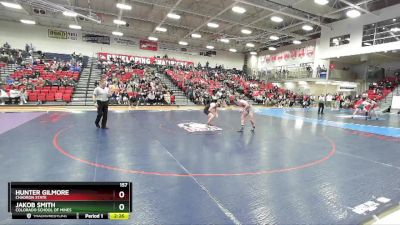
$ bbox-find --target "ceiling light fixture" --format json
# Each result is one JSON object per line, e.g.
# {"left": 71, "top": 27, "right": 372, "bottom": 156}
{"left": 148, "top": 36, "right": 158, "bottom": 41}
{"left": 0, "top": 1, "right": 22, "bottom": 9}
{"left": 314, "top": 0, "right": 329, "bottom": 5}
{"left": 191, "top": 33, "right": 202, "bottom": 38}
{"left": 346, "top": 9, "right": 361, "bottom": 18}
{"left": 219, "top": 38, "right": 230, "bottom": 43}
{"left": 206, "top": 45, "right": 214, "bottom": 49}
{"left": 246, "top": 43, "right": 255, "bottom": 47}
{"left": 269, "top": 47, "right": 277, "bottom": 51}
{"left": 179, "top": 41, "right": 188, "bottom": 46}
{"left": 113, "top": 19, "right": 126, "bottom": 25}
{"left": 271, "top": 16, "right": 283, "bottom": 23}
{"left": 167, "top": 13, "right": 181, "bottom": 19}
{"left": 207, "top": 22, "right": 219, "bottom": 28}
{"left": 112, "top": 31, "right": 123, "bottom": 36}
{"left": 116, "top": 3, "right": 132, "bottom": 10}
{"left": 63, "top": 11, "right": 78, "bottom": 17}
{"left": 293, "top": 40, "right": 301, "bottom": 45}
{"left": 229, "top": 48, "right": 237, "bottom": 52}
{"left": 302, "top": 25, "right": 313, "bottom": 31}
{"left": 250, "top": 52, "right": 257, "bottom": 55}
{"left": 20, "top": 19, "right": 35, "bottom": 25}
{"left": 241, "top": 29, "right": 252, "bottom": 34}
{"left": 269, "top": 35, "right": 279, "bottom": 40}
{"left": 69, "top": 24, "right": 81, "bottom": 30}
{"left": 155, "top": 27, "right": 167, "bottom": 32}
{"left": 390, "top": 27, "right": 400, "bottom": 32}
{"left": 232, "top": 6, "right": 246, "bottom": 14}
{"left": 363, "top": 42, "right": 372, "bottom": 46}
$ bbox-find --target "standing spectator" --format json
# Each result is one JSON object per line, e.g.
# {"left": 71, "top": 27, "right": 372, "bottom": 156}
{"left": 326, "top": 94, "right": 333, "bottom": 108}
{"left": 316, "top": 65, "right": 321, "bottom": 77}
{"left": 318, "top": 95, "right": 325, "bottom": 115}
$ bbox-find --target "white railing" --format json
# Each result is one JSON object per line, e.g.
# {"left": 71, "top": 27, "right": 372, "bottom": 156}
{"left": 380, "top": 86, "right": 400, "bottom": 111}
{"left": 266, "top": 69, "right": 313, "bottom": 81}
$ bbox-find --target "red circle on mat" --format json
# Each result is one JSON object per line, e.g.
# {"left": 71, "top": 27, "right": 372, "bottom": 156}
{"left": 53, "top": 126, "right": 336, "bottom": 177}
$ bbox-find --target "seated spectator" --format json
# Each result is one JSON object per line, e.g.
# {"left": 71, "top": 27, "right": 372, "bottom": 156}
{"left": 170, "top": 92, "right": 175, "bottom": 105}
{"left": 5, "top": 76, "right": 14, "bottom": 85}
{"left": 26, "top": 79, "right": 35, "bottom": 90}
{"left": 44, "top": 79, "right": 52, "bottom": 86}
{"left": 146, "top": 91, "right": 156, "bottom": 105}
{"left": 67, "top": 78, "right": 76, "bottom": 88}
{"left": 19, "top": 88, "right": 27, "bottom": 105}
{"left": 9, "top": 86, "right": 20, "bottom": 104}
{"left": 136, "top": 89, "right": 147, "bottom": 106}
{"left": 128, "top": 92, "right": 137, "bottom": 106}
{"left": 119, "top": 90, "right": 129, "bottom": 105}
{"left": 0, "top": 86, "right": 8, "bottom": 105}
{"left": 53, "top": 79, "right": 61, "bottom": 87}
{"left": 3, "top": 42, "right": 10, "bottom": 49}
{"left": 164, "top": 91, "right": 171, "bottom": 105}
{"left": 110, "top": 91, "right": 119, "bottom": 104}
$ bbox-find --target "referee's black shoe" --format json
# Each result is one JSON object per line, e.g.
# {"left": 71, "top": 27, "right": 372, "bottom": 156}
{"left": 95, "top": 122, "right": 100, "bottom": 128}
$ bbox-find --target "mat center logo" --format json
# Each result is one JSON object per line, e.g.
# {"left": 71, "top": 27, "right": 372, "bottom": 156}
{"left": 178, "top": 122, "right": 222, "bottom": 133}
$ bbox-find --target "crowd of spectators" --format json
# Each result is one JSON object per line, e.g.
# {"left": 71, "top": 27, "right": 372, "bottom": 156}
{"left": 2, "top": 44, "right": 399, "bottom": 108}
{"left": 165, "top": 65, "right": 320, "bottom": 107}
{"left": 165, "top": 65, "right": 257, "bottom": 106}
{"left": 0, "top": 43, "right": 83, "bottom": 105}
{"left": 97, "top": 57, "right": 175, "bottom": 106}
{"left": 367, "top": 72, "right": 399, "bottom": 100}
{"left": 1, "top": 42, "right": 31, "bottom": 65}
{"left": 165, "top": 65, "right": 390, "bottom": 110}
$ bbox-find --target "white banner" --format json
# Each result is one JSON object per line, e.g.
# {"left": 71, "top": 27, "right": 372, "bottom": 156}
{"left": 258, "top": 45, "right": 315, "bottom": 70}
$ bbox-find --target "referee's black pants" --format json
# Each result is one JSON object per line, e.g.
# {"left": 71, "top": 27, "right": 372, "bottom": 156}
{"left": 95, "top": 100, "right": 109, "bottom": 128}
{"left": 318, "top": 102, "right": 324, "bottom": 114}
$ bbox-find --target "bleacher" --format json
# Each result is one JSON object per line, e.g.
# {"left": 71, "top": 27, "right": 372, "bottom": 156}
{"left": 367, "top": 76, "right": 399, "bottom": 101}
{"left": 4, "top": 64, "right": 81, "bottom": 103}
{"left": 165, "top": 69, "right": 281, "bottom": 105}
{"left": 44, "top": 52, "right": 89, "bottom": 68}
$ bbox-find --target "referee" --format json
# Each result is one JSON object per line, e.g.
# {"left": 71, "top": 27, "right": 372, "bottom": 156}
{"left": 318, "top": 94, "right": 325, "bottom": 115}
{"left": 93, "top": 80, "right": 110, "bottom": 129}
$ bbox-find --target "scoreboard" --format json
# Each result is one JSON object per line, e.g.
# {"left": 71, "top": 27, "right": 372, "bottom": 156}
{"left": 8, "top": 182, "right": 132, "bottom": 220}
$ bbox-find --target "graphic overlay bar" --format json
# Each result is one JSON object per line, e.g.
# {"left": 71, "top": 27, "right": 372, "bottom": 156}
{"left": 8, "top": 182, "right": 10, "bottom": 212}
{"left": 8, "top": 182, "right": 132, "bottom": 220}
{"left": 109, "top": 212, "right": 130, "bottom": 220}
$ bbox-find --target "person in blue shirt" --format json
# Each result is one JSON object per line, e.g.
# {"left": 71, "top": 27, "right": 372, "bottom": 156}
{"left": 5, "top": 76, "right": 14, "bottom": 85}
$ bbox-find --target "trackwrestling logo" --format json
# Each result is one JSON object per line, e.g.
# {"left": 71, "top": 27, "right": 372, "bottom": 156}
{"left": 178, "top": 122, "right": 222, "bottom": 133}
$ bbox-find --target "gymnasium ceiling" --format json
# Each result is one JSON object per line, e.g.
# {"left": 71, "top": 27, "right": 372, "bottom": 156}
{"left": 331, "top": 50, "right": 400, "bottom": 64}
{"left": 0, "top": 0, "right": 398, "bottom": 53}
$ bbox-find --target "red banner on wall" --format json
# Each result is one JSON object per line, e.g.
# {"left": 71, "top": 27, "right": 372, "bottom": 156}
{"left": 139, "top": 40, "right": 158, "bottom": 51}
{"left": 97, "top": 52, "right": 194, "bottom": 66}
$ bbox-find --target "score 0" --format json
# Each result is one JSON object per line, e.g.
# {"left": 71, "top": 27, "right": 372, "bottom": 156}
{"left": 114, "top": 183, "right": 129, "bottom": 212}
{"left": 116, "top": 183, "right": 129, "bottom": 199}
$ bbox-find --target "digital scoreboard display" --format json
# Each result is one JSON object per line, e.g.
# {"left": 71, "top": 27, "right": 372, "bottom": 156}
{"left": 8, "top": 182, "right": 132, "bottom": 220}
